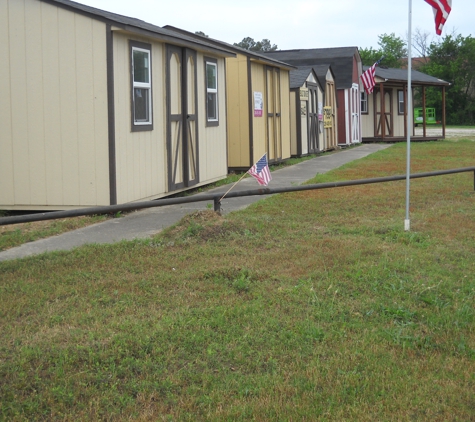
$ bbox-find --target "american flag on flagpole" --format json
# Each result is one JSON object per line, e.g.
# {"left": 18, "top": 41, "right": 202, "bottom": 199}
{"left": 424, "top": 0, "right": 451, "bottom": 35}
{"left": 248, "top": 153, "right": 272, "bottom": 186}
{"left": 360, "top": 57, "right": 384, "bottom": 95}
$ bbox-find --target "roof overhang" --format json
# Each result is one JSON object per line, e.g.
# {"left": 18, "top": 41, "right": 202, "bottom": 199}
{"left": 42, "top": 0, "right": 236, "bottom": 58}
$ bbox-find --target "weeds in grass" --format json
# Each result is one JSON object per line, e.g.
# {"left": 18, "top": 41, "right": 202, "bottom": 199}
{"left": 1, "top": 141, "right": 475, "bottom": 420}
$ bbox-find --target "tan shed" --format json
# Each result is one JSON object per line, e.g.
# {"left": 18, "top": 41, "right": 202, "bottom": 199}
{"left": 163, "top": 27, "right": 295, "bottom": 170}
{"left": 0, "top": 0, "right": 235, "bottom": 211}
{"left": 289, "top": 67, "right": 325, "bottom": 156}
{"left": 313, "top": 65, "right": 339, "bottom": 151}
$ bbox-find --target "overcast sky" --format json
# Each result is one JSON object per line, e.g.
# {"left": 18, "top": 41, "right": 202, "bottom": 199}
{"left": 79, "top": 0, "right": 472, "bottom": 51}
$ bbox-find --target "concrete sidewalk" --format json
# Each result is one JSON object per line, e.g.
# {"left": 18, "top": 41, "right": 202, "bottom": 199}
{"left": 0, "top": 144, "right": 391, "bottom": 262}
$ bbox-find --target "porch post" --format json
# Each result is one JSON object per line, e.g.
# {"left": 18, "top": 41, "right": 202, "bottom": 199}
{"left": 422, "top": 85, "right": 427, "bottom": 138}
{"left": 380, "top": 82, "right": 385, "bottom": 140}
{"left": 442, "top": 86, "right": 446, "bottom": 138}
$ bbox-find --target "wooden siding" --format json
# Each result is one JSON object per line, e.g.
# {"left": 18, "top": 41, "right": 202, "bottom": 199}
{"left": 250, "top": 61, "right": 267, "bottom": 163}
{"left": 226, "top": 54, "right": 251, "bottom": 168}
{"left": 0, "top": 0, "right": 109, "bottom": 210}
{"left": 280, "top": 71, "right": 291, "bottom": 160}
{"left": 196, "top": 52, "right": 228, "bottom": 183}
{"left": 112, "top": 32, "right": 167, "bottom": 204}
{"left": 289, "top": 91, "right": 298, "bottom": 156}
{"left": 361, "top": 86, "right": 409, "bottom": 138}
{"left": 113, "top": 34, "right": 229, "bottom": 204}
{"left": 324, "top": 70, "right": 338, "bottom": 150}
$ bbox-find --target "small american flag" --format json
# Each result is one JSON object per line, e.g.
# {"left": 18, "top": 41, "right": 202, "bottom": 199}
{"left": 360, "top": 57, "right": 383, "bottom": 95}
{"left": 424, "top": 0, "right": 451, "bottom": 35}
{"left": 248, "top": 153, "right": 272, "bottom": 186}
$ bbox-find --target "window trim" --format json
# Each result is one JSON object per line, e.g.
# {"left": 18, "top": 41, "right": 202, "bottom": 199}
{"left": 130, "top": 40, "right": 153, "bottom": 132}
{"left": 397, "top": 90, "right": 405, "bottom": 115}
{"left": 360, "top": 91, "right": 368, "bottom": 114}
{"left": 205, "top": 57, "right": 219, "bottom": 127}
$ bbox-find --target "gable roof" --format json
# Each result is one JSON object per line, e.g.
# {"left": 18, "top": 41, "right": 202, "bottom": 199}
{"left": 290, "top": 66, "right": 316, "bottom": 89}
{"left": 162, "top": 25, "right": 296, "bottom": 70}
{"left": 41, "top": 0, "right": 236, "bottom": 57}
{"left": 366, "top": 66, "right": 450, "bottom": 86}
{"left": 312, "top": 64, "right": 336, "bottom": 87}
{"left": 289, "top": 66, "right": 320, "bottom": 89}
{"left": 262, "top": 47, "right": 360, "bottom": 89}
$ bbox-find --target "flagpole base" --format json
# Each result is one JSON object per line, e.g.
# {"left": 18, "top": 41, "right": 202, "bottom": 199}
{"left": 404, "top": 219, "right": 411, "bottom": 232}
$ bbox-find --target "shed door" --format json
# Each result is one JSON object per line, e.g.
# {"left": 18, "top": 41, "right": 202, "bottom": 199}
{"left": 325, "top": 81, "right": 337, "bottom": 149}
{"left": 307, "top": 83, "right": 320, "bottom": 153}
{"left": 166, "top": 45, "right": 199, "bottom": 191}
{"left": 266, "top": 67, "right": 282, "bottom": 163}
{"left": 374, "top": 89, "right": 393, "bottom": 137}
{"left": 351, "top": 83, "right": 360, "bottom": 143}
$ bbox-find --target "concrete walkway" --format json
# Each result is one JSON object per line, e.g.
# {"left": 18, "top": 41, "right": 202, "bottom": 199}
{"left": 0, "top": 144, "right": 391, "bottom": 262}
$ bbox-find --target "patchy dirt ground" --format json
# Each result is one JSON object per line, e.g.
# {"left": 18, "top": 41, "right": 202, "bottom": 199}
{"left": 415, "top": 127, "right": 475, "bottom": 139}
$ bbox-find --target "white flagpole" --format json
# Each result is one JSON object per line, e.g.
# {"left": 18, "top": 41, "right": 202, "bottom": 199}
{"left": 405, "top": 0, "right": 413, "bottom": 231}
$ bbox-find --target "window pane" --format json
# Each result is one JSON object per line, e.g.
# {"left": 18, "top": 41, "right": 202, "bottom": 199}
{"left": 207, "top": 92, "right": 217, "bottom": 120}
{"left": 360, "top": 92, "right": 367, "bottom": 113}
{"left": 134, "top": 88, "right": 149, "bottom": 122}
{"left": 398, "top": 91, "right": 404, "bottom": 114}
{"left": 206, "top": 63, "right": 216, "bottom": 90}
{"left": 133, "top": 50, "right": 149, "bottom": 83}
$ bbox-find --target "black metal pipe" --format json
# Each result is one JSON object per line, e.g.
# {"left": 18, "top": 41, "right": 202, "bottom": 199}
{"left": 216, "top": 167, "right": 475, "bottom": 199}
{"left": 1, "top": 166, "right": 474, "bottom": 226}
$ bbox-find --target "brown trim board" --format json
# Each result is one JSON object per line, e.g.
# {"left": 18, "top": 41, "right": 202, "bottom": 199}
{"left": 106, "top": 24, "right": 117, "bottom": 205}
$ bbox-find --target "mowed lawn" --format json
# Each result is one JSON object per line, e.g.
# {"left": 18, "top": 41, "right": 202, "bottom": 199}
{"left": 1, "top": 140, "right": 474, "bottom": 421}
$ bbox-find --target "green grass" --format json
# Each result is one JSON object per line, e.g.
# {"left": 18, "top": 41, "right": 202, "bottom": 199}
{"left": 0, "top": 214, "right": 109, "bottom": 252}
{"left": 1, "top": 140, "right": 474, "bottom": 421}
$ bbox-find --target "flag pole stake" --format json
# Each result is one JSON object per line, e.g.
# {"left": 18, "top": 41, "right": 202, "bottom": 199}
{"left": 219, "top": 172, "right": 248, "bottom": 203}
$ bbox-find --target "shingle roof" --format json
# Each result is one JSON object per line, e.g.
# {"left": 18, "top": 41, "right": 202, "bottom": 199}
{"left": 262, "top": 47, "right": 360, "bottom": 89}
{"left": 312, "top": 64, "right": 334, "bottom": 87}
{"left": 43, "top": 0, "right": 236, "bottom": 57}
{"left": 365, "top": 66, "right": 450, "bottom": 86}
{"left": 289, "top": 66, "right": 320, "bottom": 89}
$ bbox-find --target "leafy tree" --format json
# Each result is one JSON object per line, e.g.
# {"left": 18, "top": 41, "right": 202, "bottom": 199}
{"left": 359, "top": 46, "right": 382, "bottom": 67}
{"left": 195, "top": 31, "right": 209, "bottom": 38}
{"left": 234, "top": 37, "right": 278, "bottom": 52}
{"left": 360, "top": 33, "right": 407, "bottom": 68}
{"left": 421, "top": 34, "right": 475, "bottom": 125}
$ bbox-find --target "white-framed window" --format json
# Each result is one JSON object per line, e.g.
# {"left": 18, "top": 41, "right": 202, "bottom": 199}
{"left": 360, "top": 91, "right": 368, "bottom": 114}
{"left": 398, "top": 90, "right": 405, "bottom": 115}
{"left": 205, "top": 58, "right": 218, "bottom": 126}
{"left": 131, "top": 41, "right": 152, "bottom": 131}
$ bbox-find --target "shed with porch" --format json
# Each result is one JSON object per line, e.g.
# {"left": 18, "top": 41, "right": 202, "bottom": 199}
{"left": 360, "top": 66, "right": 450, "bottom": 142}
{"left": 0, "top": 0, "right": 235, "bottom": 211}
